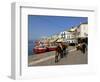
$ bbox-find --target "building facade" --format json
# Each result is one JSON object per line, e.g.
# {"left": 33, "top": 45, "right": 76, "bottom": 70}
{"left": 40, "top": 22, "right": 88, "bottom": 45}
{"left": 57, "top": 31, "right": 77, "bottom": 44}
{"left": 77, "top": 23, "right": 88, "bottom": 38}
{"left": 76, "top": 22, "right": 88, "bottom": 44}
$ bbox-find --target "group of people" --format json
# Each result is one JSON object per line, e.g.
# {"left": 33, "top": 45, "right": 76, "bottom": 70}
{"left": 55, "top": 40, "right": 87, "bottom": 63}
{"left": 76, "top": 38, "right": 87, "bottom": 54}
{"left": 55, "top": 42, "right": 68, "bottom": 63}
{"left": 76, "top": 42, "right": 87, "bottom": 54}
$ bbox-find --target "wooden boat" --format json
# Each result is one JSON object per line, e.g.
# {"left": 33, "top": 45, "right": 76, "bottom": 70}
{"left": 33, "top": 40, "right": 57, "bottom": 54}
{"left": 48, "top": 46, "right": 57, "bottom": 51}
{"left": 33, "top": 47, "right": 46, "bottom": 54}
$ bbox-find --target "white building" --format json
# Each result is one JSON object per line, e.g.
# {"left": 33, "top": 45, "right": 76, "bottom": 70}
{"left": 57, "top": 31, "right": 77, "bottom": 44}
{"left": 77, "top": 23, "right": 88, "bottom": 38}
{"left": 65, "top": 31, "right": 77, "bottom": 44}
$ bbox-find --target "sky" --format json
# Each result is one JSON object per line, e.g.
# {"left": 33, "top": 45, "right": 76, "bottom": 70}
{"left": 28, "top": 15, "right": 88, "bottom": 41}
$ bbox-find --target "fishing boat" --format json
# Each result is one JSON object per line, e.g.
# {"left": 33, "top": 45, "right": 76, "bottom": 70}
{"left": 48, "top": 46, "right": 57, "bottom": 51}
{"left": 33, "top": 40, "right": 57, "bottom": 54}
{"left": 33, "top": 46, "right": 56, "bottom": 54}
{"left": 33, "top": 40, "right": 46, "bottom": 54}
{"left": 33, "top": 47, "right": 47, "bottom": 54}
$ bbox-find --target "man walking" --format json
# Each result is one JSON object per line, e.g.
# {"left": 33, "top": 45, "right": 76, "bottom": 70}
{"left": 82, "top": 42, "right": 87, "bottom": 54}
{"left": 55, "top": 42, "right": 63, "bottom": 63}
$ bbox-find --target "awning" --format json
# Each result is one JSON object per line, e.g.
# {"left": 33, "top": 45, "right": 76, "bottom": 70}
{"left": 56, "top": 38, "right": 63, "bottom": 42}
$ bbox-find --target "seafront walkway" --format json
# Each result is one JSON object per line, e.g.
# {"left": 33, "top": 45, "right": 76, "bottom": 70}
{"left": 28, "top": 46, "right": 87, "bottom": 66}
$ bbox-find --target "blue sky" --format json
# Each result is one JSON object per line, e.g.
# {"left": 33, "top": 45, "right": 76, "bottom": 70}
{"left": 28, "top": 15, "right": 88, "bottom": 41}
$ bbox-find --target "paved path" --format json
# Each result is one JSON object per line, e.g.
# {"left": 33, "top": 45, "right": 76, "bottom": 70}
{"left": 28, "top": 46, "right": 75, "bottom": 63}
{"left": 28, "top": 46, "right": 87, "bottom": 66}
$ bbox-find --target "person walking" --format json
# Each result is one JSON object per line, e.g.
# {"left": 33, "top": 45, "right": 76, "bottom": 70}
{"left": 82, "top": 42, "right": 87, "bottom": 54}
{"left": 55, "top": 43, "right": 63, "bottom": 63}
{"left": 62, "top": 43, "right": 68, "bottom": 57}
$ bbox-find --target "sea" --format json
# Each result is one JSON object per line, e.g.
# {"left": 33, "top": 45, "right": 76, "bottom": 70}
{"left": 28, "top": 40, "right": 35, "bottom": 56}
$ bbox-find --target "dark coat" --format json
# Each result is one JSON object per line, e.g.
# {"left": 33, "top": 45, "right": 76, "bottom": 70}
{"left": 56, "top": 46, "right": 63, "bottom": 53}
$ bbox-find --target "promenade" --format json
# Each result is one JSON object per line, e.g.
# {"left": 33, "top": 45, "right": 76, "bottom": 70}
{"left": 28, "top": 46, "right": 87, "bottom": 66}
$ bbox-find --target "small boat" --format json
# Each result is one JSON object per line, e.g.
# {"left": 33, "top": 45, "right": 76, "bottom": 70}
{"left": 48, "top": 46, "right": 57, "bottom": 51}
{"left": 33, "top": 40, "right": 47, "bottom": 54}
{"left": 33, "top": 47, "right": 46, "bottom": 54}
{"left": 33, "top": 40, "right": 57, "bottom": 54}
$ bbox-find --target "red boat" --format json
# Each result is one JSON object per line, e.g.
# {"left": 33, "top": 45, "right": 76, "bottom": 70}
{"left": 33, "top": 47, "right": 46, "bottom": 54}
{"left": 48, "top": 46, "right": 57, "bottom": 51}
{"left": 33, "top": 40, "right": 57, "bottom": 54}
{"left": 33, "top": 46, "right": 57, "bottom": 54}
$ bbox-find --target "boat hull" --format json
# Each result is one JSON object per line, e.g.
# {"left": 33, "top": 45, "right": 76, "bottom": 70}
{"left": 33, "top": 48, "right": 46, "bottom": 54}
{"left": 48, "top": 47, "right": 56, "bottom": 51}
{"left": 33, "top": 47, "right": 57, "bottom": 54}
